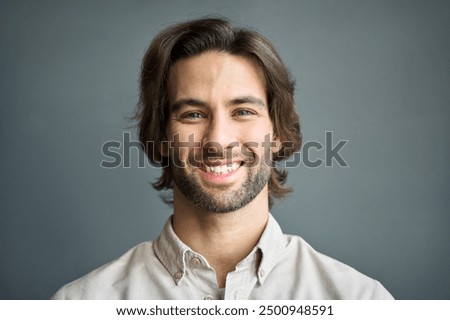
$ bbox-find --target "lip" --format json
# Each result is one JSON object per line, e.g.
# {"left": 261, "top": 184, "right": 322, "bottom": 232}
{"left": 197, "top": 161, "right": 243, "bottom": 184}
{"left": 201, "top": 159, "right": 242, "bottom": 166}
{"left": 202, "top": 159, "right": 242, "bottom": 167}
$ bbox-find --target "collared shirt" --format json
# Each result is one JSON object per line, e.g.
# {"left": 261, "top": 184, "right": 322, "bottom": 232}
{"left": 52, "top": 215, "right": 393, "bottom": 299}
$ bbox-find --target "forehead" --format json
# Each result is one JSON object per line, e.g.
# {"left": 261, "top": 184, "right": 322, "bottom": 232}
{"left": 167, "top": 51, "right": 267, "bottom": 106}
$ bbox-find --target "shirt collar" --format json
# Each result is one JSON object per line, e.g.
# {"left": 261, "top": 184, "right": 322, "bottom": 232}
{"left": 255, "top": 213, "right": 289, "bottom": 285}
{"left": 153, "top": 213, "right": 288, "bottom": 285}
{"left": 153, "top": 216, "right": 190, "bottom": 285}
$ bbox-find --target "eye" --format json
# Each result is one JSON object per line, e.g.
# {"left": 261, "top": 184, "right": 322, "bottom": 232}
{"left": 234, "top": 109, "right": 256, "bottom": 117}
{"left": 180, "top": 111, "right": 205, "bottom": 121}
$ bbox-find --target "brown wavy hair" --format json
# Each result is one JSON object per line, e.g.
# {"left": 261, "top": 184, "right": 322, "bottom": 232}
{"left": 135, "top": 17, "right": 301, "bottom": 205}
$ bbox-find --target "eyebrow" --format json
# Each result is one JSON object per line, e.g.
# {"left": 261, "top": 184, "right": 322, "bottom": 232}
{"left": 227, "top": 96, "right": 266, "bottom": 109}
{"left": 170, "top": 95, "right": 267, "bottom": 113}
{"left": 170, "top": 98, "right": 208, "bottom": 113}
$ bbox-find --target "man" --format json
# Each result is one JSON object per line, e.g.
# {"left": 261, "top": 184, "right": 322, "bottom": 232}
{"left": 53, "top": 18, "right": 393, "bottom": 299}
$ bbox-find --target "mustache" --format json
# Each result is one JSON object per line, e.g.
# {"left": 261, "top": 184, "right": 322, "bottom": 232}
{"left": 186, "top": 148, "right": 254, "bottom": 165}
{"left": 167, "top": 145, "right": 275, "bottom": 169}
{"left": 166, "top": 140, "right": 273, "bottom": 169}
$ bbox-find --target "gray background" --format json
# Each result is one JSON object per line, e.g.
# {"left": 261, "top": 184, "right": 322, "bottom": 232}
{"left": 1, "top": 0, "right": 449, "bottom": 299}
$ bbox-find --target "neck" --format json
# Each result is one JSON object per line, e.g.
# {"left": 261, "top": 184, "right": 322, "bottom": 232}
{"left": 172, "top": 186, "right": 270, "bottom": 288}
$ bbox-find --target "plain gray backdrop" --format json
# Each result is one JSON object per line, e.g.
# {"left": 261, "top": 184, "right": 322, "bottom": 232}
{"left": 1, "top": 0, "right": 449, "bottom": 299}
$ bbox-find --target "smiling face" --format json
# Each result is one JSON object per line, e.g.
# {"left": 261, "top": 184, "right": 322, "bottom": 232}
{"left": 166, "top": 51, "right": 279, "bottom": 213}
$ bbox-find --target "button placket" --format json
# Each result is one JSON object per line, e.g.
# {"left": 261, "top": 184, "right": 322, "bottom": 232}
{"left": 174, "top": 270, "right": 183, "bottom": 280}
{"left": 191, "top": 257, "right": 201, "bottom": 267}
{"left": 259, "top": 269, "right": 265, "bottom": 278}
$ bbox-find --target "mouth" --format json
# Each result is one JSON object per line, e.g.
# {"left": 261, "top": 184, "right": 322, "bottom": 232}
{"left": 201, "top": 161, "right": 243, "bottom": 175}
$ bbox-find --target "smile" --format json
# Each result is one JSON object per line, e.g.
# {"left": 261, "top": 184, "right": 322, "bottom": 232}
{"left": 202, "top": 162, "right": 241, "bottom": 175}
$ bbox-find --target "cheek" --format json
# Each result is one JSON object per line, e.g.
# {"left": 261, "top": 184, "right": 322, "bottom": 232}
{"left": 169, "top": 122, "right": 205, "bottom": 143}
{"left": 168, "top": 129, "right": 203, "bottom": 162}
{"left": 252, "top": 130, "right": 277, "bottom": 159}
{"left": 241, "top": 123, "right": 274, "bottom": 144}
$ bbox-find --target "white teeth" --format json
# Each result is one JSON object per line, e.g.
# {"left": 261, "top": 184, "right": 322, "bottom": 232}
{"left": 204, "top": 162, "right": 241, "bottom": 175}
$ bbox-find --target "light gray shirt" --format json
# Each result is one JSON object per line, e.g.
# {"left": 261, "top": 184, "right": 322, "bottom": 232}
{"left": 52, "top": 215, "right": 393, "bottom": 299}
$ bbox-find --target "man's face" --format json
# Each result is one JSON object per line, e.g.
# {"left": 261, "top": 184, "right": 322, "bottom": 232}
{"left": 165, "top": 51, "right": 278, "bottom": 213}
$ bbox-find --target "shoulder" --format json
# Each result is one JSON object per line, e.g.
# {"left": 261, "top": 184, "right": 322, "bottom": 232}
{"left": 52, "top": 241, "right": 157, "bottom": 299}
{"left": 275, "top": 234, "right": 393, "bottom": 299}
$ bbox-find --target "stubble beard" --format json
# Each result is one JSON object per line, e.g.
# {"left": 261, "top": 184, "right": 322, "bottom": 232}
{"left": 171, "top": 155, "right": 272, "bottom": 214}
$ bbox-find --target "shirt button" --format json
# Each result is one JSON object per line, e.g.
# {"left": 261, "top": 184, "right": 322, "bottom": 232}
{"left": 204, "top": 295, "right": 214, "bottom": 300}
{"left": 174, "top": 271, "right": 183, "bottom": 279}
{"left": 259, "top": 269, "right": 265, "bottom": 278}
{"left": 191, "top": 257, "right": 201, "bottom": 266}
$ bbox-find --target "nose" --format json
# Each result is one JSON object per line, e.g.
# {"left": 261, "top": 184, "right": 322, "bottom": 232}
{"left": 202, "top": 114, "right": 237, "bottom": 155}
